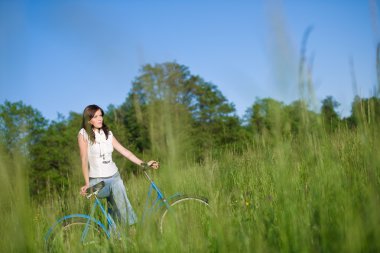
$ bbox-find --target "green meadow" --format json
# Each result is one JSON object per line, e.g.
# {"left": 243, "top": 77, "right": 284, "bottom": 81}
{"left": 1, "top": 62, "right": 380, "bottom": 252}
{"left": 1, "top": 112, "right": 380, "bottom": 252}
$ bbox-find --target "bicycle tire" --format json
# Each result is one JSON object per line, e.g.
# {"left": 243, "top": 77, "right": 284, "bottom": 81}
{"left": 45, "top": 216, "right": 109, "bottom": 252}
{"left": 159, "top": 196, "right": 210, "bottom": 249}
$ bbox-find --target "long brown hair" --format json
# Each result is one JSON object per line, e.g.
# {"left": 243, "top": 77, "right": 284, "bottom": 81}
{"left": 81, "top": 104, "right": 109, "bottom": 143}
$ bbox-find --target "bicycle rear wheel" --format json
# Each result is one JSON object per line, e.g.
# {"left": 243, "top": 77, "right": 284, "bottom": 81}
{"left": 159, "top": 196, "right": 210, "bottom": 251}
{"left": 45, "top": 216, "right": 109, "bottom": 252}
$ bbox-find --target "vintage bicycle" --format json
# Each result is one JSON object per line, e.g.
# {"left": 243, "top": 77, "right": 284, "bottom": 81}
{"left": 44, "top": 163, "right": 210, "bottom": 250}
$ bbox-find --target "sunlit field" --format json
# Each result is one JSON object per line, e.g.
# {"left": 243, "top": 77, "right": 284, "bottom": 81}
{"left": 1, "top": 118, "right": 379, "bottom": 252}
{"left": 1, "top": 1, "right": 379, "bottom": 252}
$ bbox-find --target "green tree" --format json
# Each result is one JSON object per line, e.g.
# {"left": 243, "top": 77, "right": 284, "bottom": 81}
{"left": 245, "top": 98, "right": 285, "bottom": 137}
{"left": 0, "top": 100, "right": 47, "bottom": 155}
{"left": 349, "top": 96, "right": 380, "bottom": 128}
{"left": 191, "top": 77, "right": 242, "bottom": 149}
{"left": 116, "top": 93, "right": 150, "bottom": 154}
{"left": 245, "top": 101, "right": 265, "bottom": 134}
{"left": 321, "top": 96, "right": 341, "bottom": 132}
{"left": 282, "top": 100, "right": 321, "bottom": 137}
{"left": 120, "top": 62, "right": 242, "bottom": 162}
{"left": 121, "top": 62, "right": 196, "bottom": 165}
{"left": 29, "top": 112, "right": 81, "bottom": 196}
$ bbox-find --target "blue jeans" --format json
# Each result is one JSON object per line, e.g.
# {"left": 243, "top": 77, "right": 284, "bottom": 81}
{"left": 89, "top": 172, "right": 137, "bottom": 226}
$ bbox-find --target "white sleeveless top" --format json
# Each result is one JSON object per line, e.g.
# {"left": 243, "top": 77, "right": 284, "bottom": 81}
{"left": 79, "top": 128, "right": 118, "bottom": 178}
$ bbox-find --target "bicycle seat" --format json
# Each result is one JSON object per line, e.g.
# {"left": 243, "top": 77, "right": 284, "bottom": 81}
{"left": 86, "top": 181, "right": 105, "bottom": 194}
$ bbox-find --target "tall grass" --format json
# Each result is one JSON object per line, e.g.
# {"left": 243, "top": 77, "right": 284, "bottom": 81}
{"left": 0, "top": 149, "right": 36, "bottom": 252}
{"left": 213, "top": 126, "right": 380, "bottom": 252}
{"left": 1, "top": 118, "right": 380, "bottom": 252}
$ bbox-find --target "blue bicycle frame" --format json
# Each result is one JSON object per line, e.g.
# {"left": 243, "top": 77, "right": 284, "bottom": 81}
{"left": 45, "top": 169, "right": 181, "bottom": 243}
{"left": 45, "top": 195, "right": 117, "bottom": 242}
{"left": 141, "top": 170, "right": 180, "bottom": 222}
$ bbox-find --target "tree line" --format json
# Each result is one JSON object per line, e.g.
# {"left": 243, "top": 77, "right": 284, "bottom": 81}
{"left": 1, "top": 62, "right": 379, "bottom": 197}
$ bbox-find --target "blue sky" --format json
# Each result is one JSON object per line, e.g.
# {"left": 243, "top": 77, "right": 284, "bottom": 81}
{"left": 0, "top": 0, "right": 377, "bottom": 120}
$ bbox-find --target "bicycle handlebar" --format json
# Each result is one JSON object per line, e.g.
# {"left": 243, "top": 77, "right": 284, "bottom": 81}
{"left": 140, "top": 162, "right": 152, "bottom": 170}
{"left": 140, "top": 161, "right": 160, "bottom": 170}
{"left": 140, "top": 162, "right": 156, "bottom": 183}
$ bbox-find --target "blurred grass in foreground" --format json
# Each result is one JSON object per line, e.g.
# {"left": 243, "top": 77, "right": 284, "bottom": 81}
{"left": 0, "top": 149, "right": 36, "bottom": 252}
{"left": 1, "top": 122, "right": 380, "bottom": 252}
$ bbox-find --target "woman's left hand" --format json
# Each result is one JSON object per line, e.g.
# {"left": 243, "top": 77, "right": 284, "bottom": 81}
{"left": 147, "top": 160, "right": 160, "bottom": 169}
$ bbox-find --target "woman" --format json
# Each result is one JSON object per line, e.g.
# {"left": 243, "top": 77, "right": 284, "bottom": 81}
{"left": 78, "top": 104, "right": 159, "bottom": 226}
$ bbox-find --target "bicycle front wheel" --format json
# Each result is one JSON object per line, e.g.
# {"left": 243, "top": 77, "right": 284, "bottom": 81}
{"left": 159, "top": 196, "right": 210, "bottom": 251}
{"left": 45, "top": 216, "right": 109, "bottom": 252}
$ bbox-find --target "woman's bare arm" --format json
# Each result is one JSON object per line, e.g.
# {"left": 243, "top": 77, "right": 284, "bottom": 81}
{"left": 112, "top": 136, "right": 159, "bottom": 169}
{"left": 78, "top": 133, "right": 89, "bottom": 195}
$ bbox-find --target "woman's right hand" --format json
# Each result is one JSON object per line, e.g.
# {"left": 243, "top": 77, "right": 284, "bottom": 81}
{"left": 80, "top": 184, "right": 89, "bottom": 196}
{"left": 147, "top": 160, "right": 160, "bottom": 169}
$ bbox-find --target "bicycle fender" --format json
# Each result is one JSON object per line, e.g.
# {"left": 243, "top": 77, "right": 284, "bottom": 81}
{"left": 44, "top": 214, "right": 110, "bottom": 241}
